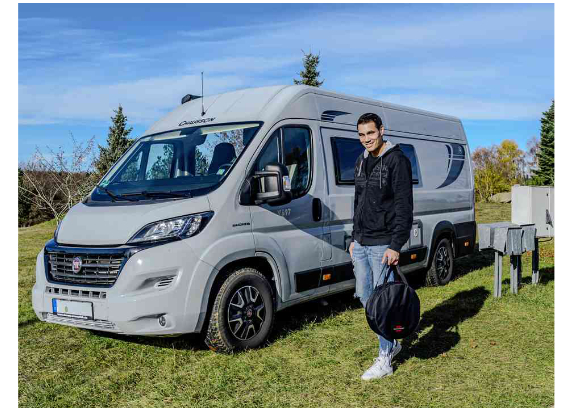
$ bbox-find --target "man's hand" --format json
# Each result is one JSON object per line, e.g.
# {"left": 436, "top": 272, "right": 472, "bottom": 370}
{"left": 349, "top": 242, "right": 355, "bottom": 259}
{"left": 382, "top": 248, "right": 399, "bottom": 265}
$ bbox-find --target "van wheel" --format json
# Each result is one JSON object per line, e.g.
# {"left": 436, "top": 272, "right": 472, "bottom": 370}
{"left": 204, "top": 268, "right": 274, "bottom": 353}
{"left": 426, "top": 238, "right": 454, "bottom": 286}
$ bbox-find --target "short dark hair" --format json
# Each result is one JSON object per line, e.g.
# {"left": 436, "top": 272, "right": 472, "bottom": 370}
{"left": 357, "top": 112, "right": 383, "bottom": 130}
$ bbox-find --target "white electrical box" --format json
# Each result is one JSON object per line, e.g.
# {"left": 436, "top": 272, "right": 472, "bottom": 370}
{"left": 511, "top": 185, "right": 554, "bottom": 238}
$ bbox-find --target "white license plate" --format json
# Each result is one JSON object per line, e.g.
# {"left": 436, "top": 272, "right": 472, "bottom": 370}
{"left": 52, "top": 299, "right": 93, "bottom": 320}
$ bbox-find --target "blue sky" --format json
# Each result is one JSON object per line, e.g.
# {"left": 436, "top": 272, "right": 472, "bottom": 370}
{"left": 18, "top": 3, "right": 554, "bottom": 164}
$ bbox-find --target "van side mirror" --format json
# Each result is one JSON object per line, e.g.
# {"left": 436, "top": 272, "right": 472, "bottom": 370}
{"left": 248, "top": 163, "right": 292, "bottom": 206}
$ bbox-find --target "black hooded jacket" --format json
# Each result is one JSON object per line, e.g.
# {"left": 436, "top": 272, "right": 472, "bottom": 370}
{"left": 351, "top": 143, "right": 414, "bottom": 252}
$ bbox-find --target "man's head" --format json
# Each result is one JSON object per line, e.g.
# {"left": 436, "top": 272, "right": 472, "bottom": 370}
{"left": 357, "top": 113, "right": 384, "bottom": 156}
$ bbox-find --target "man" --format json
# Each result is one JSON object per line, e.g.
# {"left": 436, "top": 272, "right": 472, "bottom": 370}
{"left": 349, "top": 112, "right": 413, "bottom": 380}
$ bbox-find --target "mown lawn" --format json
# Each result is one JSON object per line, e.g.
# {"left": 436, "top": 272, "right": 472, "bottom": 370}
{"left": 18, "top": 203, "right": 554, "bottom": 408}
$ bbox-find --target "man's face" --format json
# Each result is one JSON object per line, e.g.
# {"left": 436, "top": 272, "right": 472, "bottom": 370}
{"left": 358, "top": 121, "right": 384, "bottom": 154}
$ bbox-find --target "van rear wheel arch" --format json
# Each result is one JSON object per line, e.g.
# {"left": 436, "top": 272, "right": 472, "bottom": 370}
{"left": 425, "top": 222, "right": 456, "bottom": 286}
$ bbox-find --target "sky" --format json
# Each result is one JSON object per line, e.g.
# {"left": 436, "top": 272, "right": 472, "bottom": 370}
{"left": 18, "top": 3, "right": 554, "bottom": 164}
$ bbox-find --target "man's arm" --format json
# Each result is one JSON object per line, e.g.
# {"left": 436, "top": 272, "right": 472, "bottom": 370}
{"left": 388, "top": 153, "right": 414, "bottom": 253}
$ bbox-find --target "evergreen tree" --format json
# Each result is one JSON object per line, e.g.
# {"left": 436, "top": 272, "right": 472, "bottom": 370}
{"left": 95, "top": 105, "right": 135, "bottom": 176}
{"left": 293, "top": 51, "right": 324, "bottom": 87}
{"left": 534, "top": 100, "right": 554, "bottom": 185}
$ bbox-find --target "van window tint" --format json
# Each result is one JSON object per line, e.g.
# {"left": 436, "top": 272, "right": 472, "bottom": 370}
{"left": 146, "top": 143, "right": 175, "bottom": 180}
{"left": 119, "top": 149, "right": 143, "bottom": 182}
{"left": 254, "top": 126, "right": 312, "bottom": 199}
{"left": 331, "top": 137, "right": 362, "bottom": 184}
{"left": 283, "top": 127, "right": 311, "bottom": 198}
{"left": 93, "top": 122, "right": 262, "bottom": 203}
{"left": 255, "top": 130, "right": 280, "bottom": 172}
{"left": 399, "top": 143, "right": 420, "bottom": 184}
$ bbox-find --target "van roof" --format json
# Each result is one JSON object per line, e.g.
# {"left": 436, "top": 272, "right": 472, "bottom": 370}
{"left": 142, "top": 85, "right": 465, "bottom": 140}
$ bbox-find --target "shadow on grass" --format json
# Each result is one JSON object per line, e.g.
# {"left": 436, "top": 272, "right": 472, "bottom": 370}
{"left": 503, "top": 266, "right": 555, "bottom": 287}
{"left": 91, "top": 291, "right": 364, "bottom": 351}
{"left": 453, "top": 246, "right": 496, "bottom": 278}
{"left": 93, "top": 330, "right": 207, "bottom": 351}
{"left": 18, "top": 319, "right": 40, "bottom": 329}
{"left": 269, "top": 290, "right": 362, "bottom": 342}
{"left": 398, "top": 286, "right": 490, "bottom": 364}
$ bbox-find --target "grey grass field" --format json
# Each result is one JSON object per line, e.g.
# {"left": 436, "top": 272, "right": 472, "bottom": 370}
{"left": 18, "top": 203, "right": 554, "bottom": 408}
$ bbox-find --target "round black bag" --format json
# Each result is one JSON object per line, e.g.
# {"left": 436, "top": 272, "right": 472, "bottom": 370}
{"left": 365, "top": 265, "right": 420, "bottom": 340}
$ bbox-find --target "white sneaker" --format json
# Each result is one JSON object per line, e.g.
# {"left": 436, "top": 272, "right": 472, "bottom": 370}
{"left": 361, "top": 340, "right": 401, "bottom": 381}
{"left": 361, "top": 355, "right": 393, "bottom": 380}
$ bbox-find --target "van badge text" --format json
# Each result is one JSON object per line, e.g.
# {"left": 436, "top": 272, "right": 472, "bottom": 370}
{"left": 232, "top": 222, "right": 251, "bottom": 228}
{"left": 179, "top": 117, "right": 215, "bottom": 127}
{"left": 276, "top": 208, "right": 291, "bottom": 217}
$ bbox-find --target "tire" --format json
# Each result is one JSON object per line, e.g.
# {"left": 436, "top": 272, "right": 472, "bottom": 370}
{"left": 425, "top": 238, "right": 454, "bottom": 286}
{"left": 204, "top": 267, "right": 275, "bottom": 353}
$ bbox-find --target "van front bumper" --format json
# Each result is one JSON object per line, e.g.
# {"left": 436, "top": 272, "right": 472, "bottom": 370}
{"left": 32, "top": 239, "right": 215, "bottom": 336}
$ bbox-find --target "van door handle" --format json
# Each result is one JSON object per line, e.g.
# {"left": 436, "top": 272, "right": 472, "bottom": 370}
{"left": 313, "top": 198, "right": 322, "bottom": 222}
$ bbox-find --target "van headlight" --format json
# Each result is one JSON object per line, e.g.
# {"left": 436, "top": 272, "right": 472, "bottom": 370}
{"left": 127, "top": 212, "right": 213, "bottom": 244}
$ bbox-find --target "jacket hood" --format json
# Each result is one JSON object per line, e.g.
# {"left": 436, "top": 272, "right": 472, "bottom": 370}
{"left": 363, "top": 140, "right": 398, "bottom": 159}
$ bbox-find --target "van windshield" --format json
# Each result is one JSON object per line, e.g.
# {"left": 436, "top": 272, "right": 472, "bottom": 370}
{"left": 90, "top": 122, "right": 261, "bottom": 203}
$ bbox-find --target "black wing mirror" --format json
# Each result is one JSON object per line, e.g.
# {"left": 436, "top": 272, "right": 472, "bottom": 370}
{"left": 240, "top": 163, "right": 292, "bottom": 206}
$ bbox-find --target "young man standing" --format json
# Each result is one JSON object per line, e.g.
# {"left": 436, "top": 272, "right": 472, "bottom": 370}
{"left": 349, "top": 112, "right": 413, "bottom": 380}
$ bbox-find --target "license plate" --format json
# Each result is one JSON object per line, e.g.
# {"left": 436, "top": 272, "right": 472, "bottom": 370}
{"left": 52, "top": 299, "right": 93, "bottom": 320}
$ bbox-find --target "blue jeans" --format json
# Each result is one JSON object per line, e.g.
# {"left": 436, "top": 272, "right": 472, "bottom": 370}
{"left": 352, "top": 240, "right": 395, "bottom": 356}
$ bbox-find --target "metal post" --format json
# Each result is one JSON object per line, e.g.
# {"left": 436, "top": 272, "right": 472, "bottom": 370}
{"left": 532, "top": 237, "right": 540, "bottom": 284}
{"left": 518, "top": 255, "right": 522, "bottom": 289}
{"left": 494, "top": 251, "right": 503, "bottom": 298}
{"left": 510, "top": 256, "right": 517, "bottom": 294}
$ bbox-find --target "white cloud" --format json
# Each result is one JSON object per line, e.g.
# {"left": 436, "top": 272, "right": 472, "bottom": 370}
{"left": 187, "top": 55, "right": 299, "bottom": 74}
{"left": 376, "top": 93, "right": 550, "bottom": 121}
{"left": 19, "top": 74, "right": 250, "bottom": 125}
{"left": 18, "top": 4, "right": 552, "bottom": 126}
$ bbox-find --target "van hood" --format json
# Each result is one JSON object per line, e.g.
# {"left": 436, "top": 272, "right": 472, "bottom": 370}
{"left": 56, "top": 196, "right": 211, "bottom": 246}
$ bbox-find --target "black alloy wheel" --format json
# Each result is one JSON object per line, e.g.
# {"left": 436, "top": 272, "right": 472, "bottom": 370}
{"left": 426, "top": 238, "right": 454, "bottom": 286}
{"left": 204, "top": 267, "right": 274, "bottom": 353}
{"left": 227, "top": 285, "right": 266, "bottom": 340}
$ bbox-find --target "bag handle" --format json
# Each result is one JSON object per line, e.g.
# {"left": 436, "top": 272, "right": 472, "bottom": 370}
{"left": 382, "top": 264, "right": 409, "bottom": 286}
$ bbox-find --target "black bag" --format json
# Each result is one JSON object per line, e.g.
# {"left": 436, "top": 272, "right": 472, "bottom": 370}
{"left": 365, "top": 264, "right": 420, "bottom": 340}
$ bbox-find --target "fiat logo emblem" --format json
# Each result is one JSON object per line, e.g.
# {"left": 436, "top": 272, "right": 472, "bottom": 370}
{"left": 72, "top": 257, "right": 83, "bottom": 273}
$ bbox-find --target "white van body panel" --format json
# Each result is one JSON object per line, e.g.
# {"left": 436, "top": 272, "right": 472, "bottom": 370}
{"left": 56, "top": 196, "right": 211, "bottom": 246}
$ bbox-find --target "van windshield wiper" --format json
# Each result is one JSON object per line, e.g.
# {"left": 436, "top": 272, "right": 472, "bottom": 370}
{"left": 99, "top": 187, "right": 137, "bottom": 202}
{"left": 122, "top": 190, "right": 193, "bottom": 199}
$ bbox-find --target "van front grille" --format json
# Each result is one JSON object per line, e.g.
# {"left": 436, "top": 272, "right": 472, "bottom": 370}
{"left": 46, "top": 251, "right": 125, "bottom": 286}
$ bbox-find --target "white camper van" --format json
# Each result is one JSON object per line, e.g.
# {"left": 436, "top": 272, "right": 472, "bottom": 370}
{"left": 32, "top": 85, "right": 476, "bottom": 352}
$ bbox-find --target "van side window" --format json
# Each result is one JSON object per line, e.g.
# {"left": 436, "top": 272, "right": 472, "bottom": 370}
{"left": 330, "top": 137, "right": 362, "bottom": 184}
{"left": 254, "top": 126, "right": 312, "bottom": 199}
{"left": 399, "top": 143, "right": 420, "bottom": 185}
{"left": 283, "top": 127, "right": 311, "bottom": 198}
{"left": 255, "top": 130, "right": 280, "bottom": 173}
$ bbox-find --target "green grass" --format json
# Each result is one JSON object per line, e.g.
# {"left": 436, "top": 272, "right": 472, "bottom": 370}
{"left": 18, "top": 204, "right": 554, "bottom": 408}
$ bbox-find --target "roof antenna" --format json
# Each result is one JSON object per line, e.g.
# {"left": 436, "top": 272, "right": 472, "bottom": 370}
{"left": 201, "top": 71, "right": 205, "bottom": 116}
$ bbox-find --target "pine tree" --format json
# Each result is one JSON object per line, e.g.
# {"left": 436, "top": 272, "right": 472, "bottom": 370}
{"left": 293, "top": 51, "right": 324, "bottom": 87}
{"left": 534, "top": 100, "right": 554, "bottom": 185}
{"left": 95, "top": 105, "right": 135, "bottom": 176}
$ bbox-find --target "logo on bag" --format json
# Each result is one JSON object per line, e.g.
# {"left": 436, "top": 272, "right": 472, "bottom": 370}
{"left": 393, "top": 325, "right": 405, "bottom": 333}
{"left": 72, "top": 257, "right": 83, "bottom": 273}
